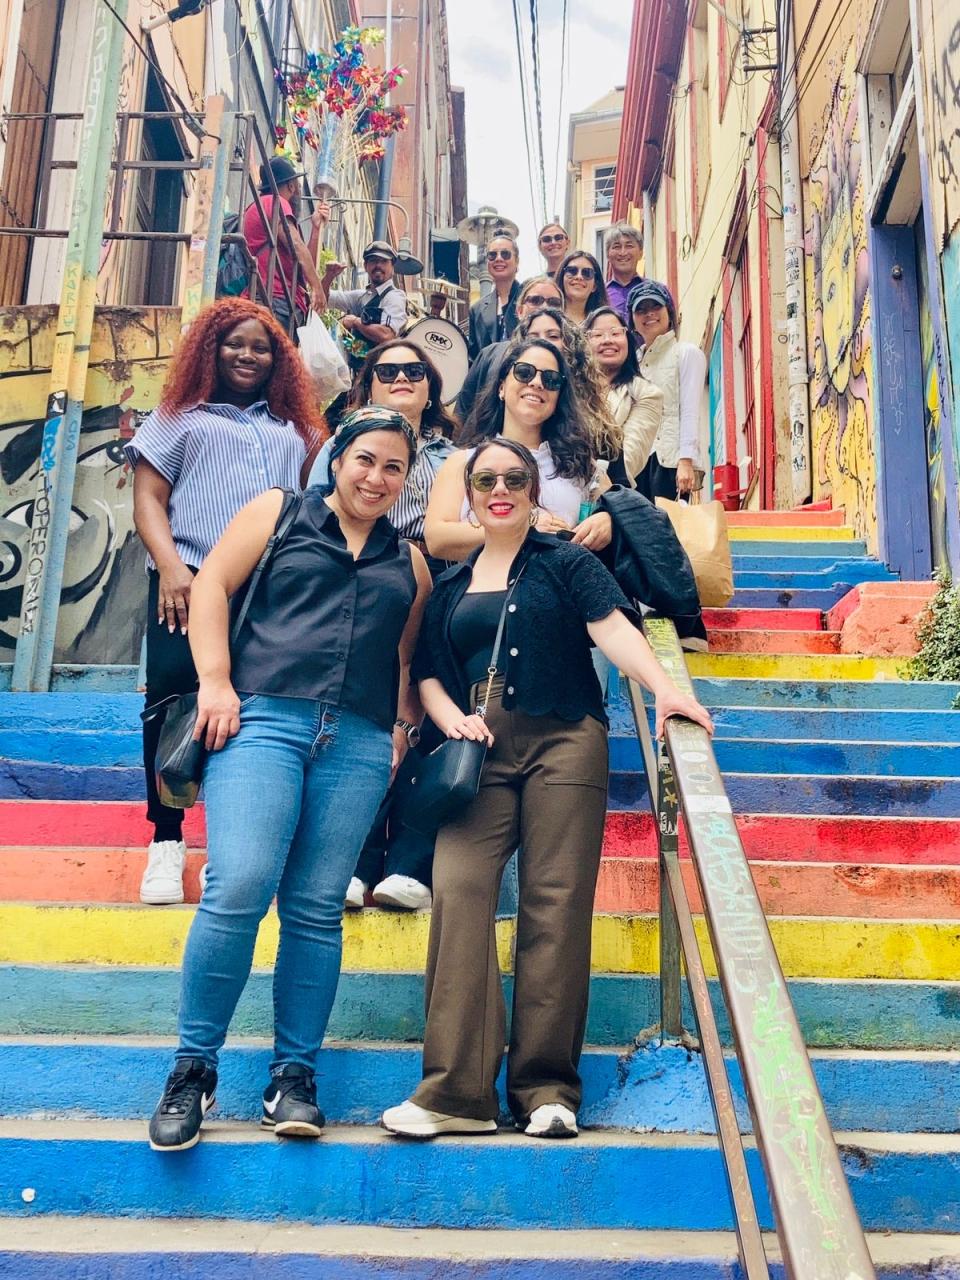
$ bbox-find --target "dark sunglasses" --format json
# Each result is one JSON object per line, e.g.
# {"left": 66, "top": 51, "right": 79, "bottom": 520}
{"left": 523, "top": 293, "right": 562, "bottom": 308}
{"left": 487, "top": 248, "right": 515, "bottom": 261}
{"left": 468, "top": 468, "right": 533, "bottom": 492}
{"left": 564, "top": 264, "right": 596, "bottom": 280}
{"left": 373, "top": 361, "right": 427, "bottom": 383}
{"left": 539, "top": 233, "right": 567, "bottom": 244}
{"left": 511, "top": 361, "right": 565, "bottom": 391}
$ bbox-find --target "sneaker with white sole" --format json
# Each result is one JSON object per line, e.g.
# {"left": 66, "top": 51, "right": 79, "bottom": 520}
{"left": 261, "top": 1064, "right": 324, "bottom": 1138}
{"left": 381, "top": 1099, "right": 497, "bottom": 1138}
{"left": 525, "top": 1103, "right": 578, "bottom": 1138}
{"left": 344, "top": 877, "right": 366, "bottom": 910}
{"left": 140, "top": 839, "right": 187, "bottom": 905}
{"left": 372, "top": 874, "right": 432, "bottom": 911}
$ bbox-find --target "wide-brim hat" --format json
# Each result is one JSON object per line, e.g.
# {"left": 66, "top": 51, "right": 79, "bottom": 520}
{"left": 259, "top": 155, "right": 304, "bottom": 192}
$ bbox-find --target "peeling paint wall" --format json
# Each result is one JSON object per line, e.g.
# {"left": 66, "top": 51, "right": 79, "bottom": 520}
{"left": 0, "top": 305, "right": 178, "bottom": 663}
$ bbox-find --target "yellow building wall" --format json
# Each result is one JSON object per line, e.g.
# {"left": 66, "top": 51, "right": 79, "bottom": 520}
{"left": 0, "top": 306, "right": 179, "bottom": 664}
{"left": 796, "top": 0, "right": 878, "bottom": 546}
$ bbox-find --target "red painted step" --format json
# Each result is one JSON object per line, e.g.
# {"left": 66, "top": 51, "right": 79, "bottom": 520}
{"left": 602, "top": 811, "right": 960, "bottom": 864}
{"left": 702, "top": 607, "right": 825, "bottom": 631}
{"left": 707, "top": 629, "right": 841, "bottom": 655}
{"left": 5, "top": 803, "right": 960, "bottom": 867}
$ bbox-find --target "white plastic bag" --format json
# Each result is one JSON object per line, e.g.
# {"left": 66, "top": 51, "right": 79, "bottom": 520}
{"left": 297, "top": 312, "right": 352, "bottom": 402}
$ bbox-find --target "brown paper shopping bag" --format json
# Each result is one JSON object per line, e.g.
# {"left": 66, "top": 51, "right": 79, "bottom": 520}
{"left": 655, "top": 497, "right": 734, "bottom": 607}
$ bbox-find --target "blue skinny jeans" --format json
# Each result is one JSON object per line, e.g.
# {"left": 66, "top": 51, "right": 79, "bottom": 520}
{"left": 176, "top": 693, "right": 393, "bottom": 1073}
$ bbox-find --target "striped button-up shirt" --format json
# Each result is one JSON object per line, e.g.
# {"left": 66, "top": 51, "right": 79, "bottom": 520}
{"left": 124, "top": 400, "right": 311, "bottom": 569}
{"left": 307, "top": 426, "right": 456, "bottom": 542}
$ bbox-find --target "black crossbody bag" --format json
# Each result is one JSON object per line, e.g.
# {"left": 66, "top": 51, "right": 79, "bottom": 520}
{"left": 141, "top": 493, "right": 303, "bottom": 810}
{"left": 399, "top": 566, "right": 525, "bottom": 836}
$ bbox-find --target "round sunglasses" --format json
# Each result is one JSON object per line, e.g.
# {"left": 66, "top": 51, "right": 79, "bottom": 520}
{"left": 487, "top": 248, "right": 515, "bottom": 261}
{"left": 563, "top": 264, "right": 596, "bottom": 281}
{"left": 510, "top": 361, "right": 565, "bottom": 392}
{"left": 468, "top": 468, "right": 533, "bottom": 493}
{"left": 373, "top": 361, "right": 427, "bottom": 383}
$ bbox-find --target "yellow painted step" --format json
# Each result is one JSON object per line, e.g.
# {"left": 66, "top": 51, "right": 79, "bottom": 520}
{"left": 2, "top": 904, "right": 959, "bottom": 980}
{"left": 685, "top": 653, "right": 904, "bottom": 681}
{"left": 728, "top": 526, "right": 855, "bottom": 541}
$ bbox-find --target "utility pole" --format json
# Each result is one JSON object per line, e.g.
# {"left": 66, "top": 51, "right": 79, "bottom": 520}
{"left": 12, "top": 0, "right": 130, "bottom": 691}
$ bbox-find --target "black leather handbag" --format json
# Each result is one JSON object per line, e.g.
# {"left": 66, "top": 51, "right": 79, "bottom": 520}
{"left": 141, "top": 493, "right": 302, "bottom": 809}
{"left": 399, "top": 568, "right": 524, "bottom": 836}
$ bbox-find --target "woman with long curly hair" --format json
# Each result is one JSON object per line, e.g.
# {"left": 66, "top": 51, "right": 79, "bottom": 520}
{"left": 124, "top": 298, "right": 326, "bottom": 907}
{"left": 424, "top": 338, "right": 612, "bottom": 561}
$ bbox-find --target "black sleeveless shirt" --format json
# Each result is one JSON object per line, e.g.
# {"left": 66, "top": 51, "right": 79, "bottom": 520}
{"left": 231, "top": 490, "right": 418, "bottom": 732}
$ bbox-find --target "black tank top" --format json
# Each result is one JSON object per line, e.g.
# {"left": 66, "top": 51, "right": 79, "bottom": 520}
{"left": 450, "top": 589, "right": 507, "bottom": 686}
{"left": 230, "top": 491, "right": 417, "bottom": 732}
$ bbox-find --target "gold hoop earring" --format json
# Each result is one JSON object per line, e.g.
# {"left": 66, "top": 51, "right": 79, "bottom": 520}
{"left": 467, "top": 509, "right": 482, "bottom": 529}
{"left": 529, "top": 506, "right": 539, "bottom": 527}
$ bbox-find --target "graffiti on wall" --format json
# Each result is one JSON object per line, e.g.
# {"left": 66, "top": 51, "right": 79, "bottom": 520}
{"left": 0, "top": 305, "right": 177, "bottom": 664}
{"left": 804, "top": 41, "right": 877, "bottom": 545}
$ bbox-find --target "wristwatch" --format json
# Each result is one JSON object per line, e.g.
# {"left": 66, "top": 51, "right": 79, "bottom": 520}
{"left": 394, "top": 718, "right": 421, "bottom": 748}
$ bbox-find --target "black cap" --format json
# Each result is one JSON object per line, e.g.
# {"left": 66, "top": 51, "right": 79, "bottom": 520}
{"left": 259, "top": 156, "right": 304, "bottom": 192}
{"left": 363, "top": 239, "right": 397, "bottom": 262}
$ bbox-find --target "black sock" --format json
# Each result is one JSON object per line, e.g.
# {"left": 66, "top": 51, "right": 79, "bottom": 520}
{"left": 153, "top": 822, "right": 184, "bottom": 845}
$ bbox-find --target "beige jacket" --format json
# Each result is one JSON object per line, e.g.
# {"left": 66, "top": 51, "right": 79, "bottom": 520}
{"left": 606, "top": 376, "right": 664, "bottom": 485}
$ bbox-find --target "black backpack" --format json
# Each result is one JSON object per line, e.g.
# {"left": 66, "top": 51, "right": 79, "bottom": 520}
{"left": 216, "top": 213, "right": 249, "bottom": 297}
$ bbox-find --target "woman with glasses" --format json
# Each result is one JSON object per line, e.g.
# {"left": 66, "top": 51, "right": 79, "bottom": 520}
{"left": 456, "top": 275, "right": 564, "bottom": 424}
{"left": 467, "top": 234, "right": 522, "bottom": 360}
{"left": 425, "top": 338, "right": 612, "bottom": 560}
{"left": 584, "top": 306, "right": 664, "bottom": 488}
{"left": 536, "top": 222, "right": 570, "bottom": 278}
{"left": 308, "top": 342, "right": 459, "bottom": 914}
{"left": 147, "top": 406, "right": 432, "bottom": 1152}
{"left": 555, "top": 250, "right": 609, "bottom": 326}
{"left": 382, "top": 437, "right": 713, "bottom": 1140}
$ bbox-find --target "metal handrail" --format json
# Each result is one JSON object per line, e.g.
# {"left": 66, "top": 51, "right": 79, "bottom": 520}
{"left": 629, "top": 615, "right": 876, "bottom": 1280}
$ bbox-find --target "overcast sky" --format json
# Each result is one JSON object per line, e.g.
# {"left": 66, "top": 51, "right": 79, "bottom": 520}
{"left": 445, "top": 0, "right": 630, "bottom": 268}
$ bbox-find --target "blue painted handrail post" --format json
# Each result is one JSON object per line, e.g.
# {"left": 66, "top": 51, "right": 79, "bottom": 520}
{"left": 11, "top": 0, "right": 129, "bottom": 691}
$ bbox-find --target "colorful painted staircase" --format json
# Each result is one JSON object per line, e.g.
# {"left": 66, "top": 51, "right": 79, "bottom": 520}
{"left": 0, "top": 509, "right": 959, "bottom": 1277}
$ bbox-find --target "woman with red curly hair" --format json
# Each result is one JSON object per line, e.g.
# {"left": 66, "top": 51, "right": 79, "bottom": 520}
{"left": 124, "top": 298, "right": 326, "bottom": 906}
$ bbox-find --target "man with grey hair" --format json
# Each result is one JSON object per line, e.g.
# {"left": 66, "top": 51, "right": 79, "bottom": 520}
{"left": 604, "top": 222, "right": 644, "bottom": 322}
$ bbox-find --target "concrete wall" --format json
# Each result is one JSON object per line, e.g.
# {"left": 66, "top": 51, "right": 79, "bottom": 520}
{"left": 0, "top": 306, "right": 178, "bottom": 664}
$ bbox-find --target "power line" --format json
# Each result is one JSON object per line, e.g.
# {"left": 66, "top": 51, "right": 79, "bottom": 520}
{"left": 529, "top": 0, "right": 548, "bottom": 224}
{"left": 551, "top": 0, "right": 569, "bottom": 219}
{"left": 510, "top": 0, "right": 541, "bottom": 232}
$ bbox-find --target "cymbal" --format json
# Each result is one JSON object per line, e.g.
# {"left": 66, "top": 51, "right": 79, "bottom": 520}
{"left": 455, "top": 208, "right": 519, "bottom": 246}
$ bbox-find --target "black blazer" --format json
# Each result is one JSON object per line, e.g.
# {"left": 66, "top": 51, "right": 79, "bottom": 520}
{"left": 467, "top": 280, "right": 521, "bottom": 361}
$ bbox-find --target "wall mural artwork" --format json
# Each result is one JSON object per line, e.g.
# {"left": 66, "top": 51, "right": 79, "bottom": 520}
{"left": 804, "top": 41, "right": 877, "bottom": 547}
{"left": 0, "top": 305, "right": 177, "bottom": 664}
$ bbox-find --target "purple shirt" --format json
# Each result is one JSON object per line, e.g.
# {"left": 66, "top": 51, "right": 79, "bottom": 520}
{"left": 606, "top": 274, "right": 643, "bottom": 322}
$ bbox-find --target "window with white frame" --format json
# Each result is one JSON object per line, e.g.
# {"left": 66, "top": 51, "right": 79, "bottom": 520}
{"left": 592, "top": 164, "right": 616, "bottom": 213}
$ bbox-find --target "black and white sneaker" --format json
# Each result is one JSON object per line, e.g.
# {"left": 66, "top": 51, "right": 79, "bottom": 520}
{"left": 148, "top": 1058, "right": 217, "bottom": 1151}
{"left": 261, "top": 1064, "right": 325, "bottom": 1138}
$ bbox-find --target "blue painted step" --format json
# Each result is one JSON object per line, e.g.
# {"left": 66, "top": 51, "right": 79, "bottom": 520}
{"left": 1, "top": 1122, "right": 957, "bottom": 1231}
{"left": 6, "top": 760, "right": 957, "bottom": 814}
{"left": 4, "top": 967, "right": 959, "bottom": 1050}
{"left": 728, "top": 588, "right": 851, "bottom": 609}
{"left": 9, "top": 731, "right": 957, "bottom": 776}
{"left": 730, "top": 555, "right": 892, "bottom": 573}
{"left": 2, "top": 1040, "right": 957, "bottom": 1134}
{"left": 609, "top": 736, "right": 960, "bottom": 777}
{"left": 733, "top": 566, "right": 897, "bottom": 590}
{"left": 608, "top": 703, "right": 960, "bottom": 742}
{"left": 729, "top": 539, "right": 868, "bottom": 557}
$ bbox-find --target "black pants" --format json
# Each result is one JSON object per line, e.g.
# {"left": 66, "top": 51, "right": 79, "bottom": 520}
{"left": 354, "top": 740, "right": 437, "bottom": 889}
{"left": 143, "top": 567, "right": 199, "bottom": 838}
{"left": 635, "top": 453, "right": 678, "bottom": 502}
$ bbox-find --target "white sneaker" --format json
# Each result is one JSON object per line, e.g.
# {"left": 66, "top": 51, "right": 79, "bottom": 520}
{"left": 372, "top": 874, "right": 432, "bottom": 911}
{"left": 344, "top": 877, "right": 366, "bottom": 911}
{"left": 140, "top": 840, "right": 187, "bottom": 905}
{"left": 525, "top": 1104, "right": 578, "bottom": 1138}
{"left": 381, "top": 1099, "right": 497, "bottom": 1138}
{"left": 198, "top": 862, "right": 207, "bottom": 895}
